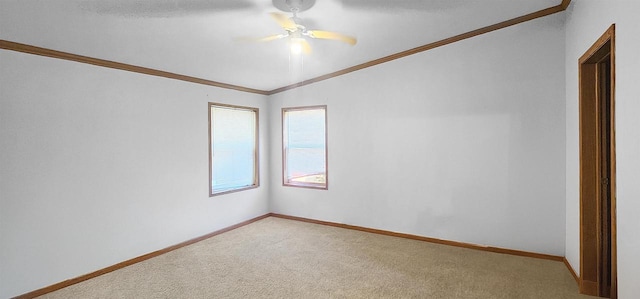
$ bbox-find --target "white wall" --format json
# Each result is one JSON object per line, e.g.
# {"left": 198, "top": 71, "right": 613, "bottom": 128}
{"left": 269, "top": 14, "right": 566, "bottom": 256}
{"left": 564, "top": 1, "right": 640, "bottom": 297}
{"left": 10, "top": 2, "right": 640, "bottom": 296}
{"left": 0, "top": 50, "right": 269, "bottom": 298}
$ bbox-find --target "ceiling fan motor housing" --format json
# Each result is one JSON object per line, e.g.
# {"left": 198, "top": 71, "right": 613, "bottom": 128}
{"left": 273, "top": 0, "right": 316, "bottom": 13}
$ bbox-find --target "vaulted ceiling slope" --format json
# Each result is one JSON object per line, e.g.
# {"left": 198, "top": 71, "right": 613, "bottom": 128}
{"left": 0, "top": 0, "right": 569, "bottom": 93}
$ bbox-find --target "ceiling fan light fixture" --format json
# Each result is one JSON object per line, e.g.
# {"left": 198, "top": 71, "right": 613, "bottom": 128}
{"left": 289, "top": 37, "right": 312, "bottom": 55}
{"left": 290, "top": 43, "right": 303, "bottom": 55}
{"left": 290, "top": 38, "right": 304, "bottom": 55}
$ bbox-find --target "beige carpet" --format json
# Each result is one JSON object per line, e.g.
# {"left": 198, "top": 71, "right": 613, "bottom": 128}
{"left": 38, "top": 217, "right": 595, "bottom": 299}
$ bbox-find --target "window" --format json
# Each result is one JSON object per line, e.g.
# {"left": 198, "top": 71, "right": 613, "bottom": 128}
{"left": 209, "top": 103, "right": 259, "bottom": 196}
{"left": 282, "top": 106, "right": 327, "bottom": 189}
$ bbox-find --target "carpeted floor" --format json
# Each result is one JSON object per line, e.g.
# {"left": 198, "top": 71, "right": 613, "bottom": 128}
{"left": 38, "top": 217, "right": 596, "bottom": 298}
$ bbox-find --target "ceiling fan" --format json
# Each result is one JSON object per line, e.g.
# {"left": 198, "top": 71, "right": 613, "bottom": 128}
{"left": 252, "top": 0, "right": 357, "bottom": 54}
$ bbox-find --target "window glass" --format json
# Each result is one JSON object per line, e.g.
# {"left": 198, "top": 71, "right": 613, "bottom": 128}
{"left": 283, "top": 106, "right": 327, "bottom": 189}
{"left": 209, "top": 103, "right": 258, "bottom": 196}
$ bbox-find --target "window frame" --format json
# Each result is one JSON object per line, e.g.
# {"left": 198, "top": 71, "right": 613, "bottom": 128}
{"left": 208, "top": 102, "right": 259, "bottom": 197}
{"left": 282, "top": 105, "right": 328, "bottom": 190}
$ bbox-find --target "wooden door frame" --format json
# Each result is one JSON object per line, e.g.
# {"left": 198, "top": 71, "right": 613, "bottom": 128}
{"left": 579, "top": 24, "right": 616, "bottom": 298}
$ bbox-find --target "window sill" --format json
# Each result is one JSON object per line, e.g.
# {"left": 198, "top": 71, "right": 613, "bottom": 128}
{"left": 283, "top": 182, "right": 327, "bottom": 190}
{"left": 210, "top": 184, "right": 259, "bottom": 197}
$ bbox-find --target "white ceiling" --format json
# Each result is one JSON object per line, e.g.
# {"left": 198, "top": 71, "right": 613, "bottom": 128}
{"left": 0, "top": 0, "right": 560, "bottom": 91}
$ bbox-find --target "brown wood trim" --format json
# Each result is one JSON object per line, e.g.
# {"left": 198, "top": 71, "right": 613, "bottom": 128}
{"left": 581, "top": 280, "right": 598, "bottom": 296}
{"left": 268, "top": 4, "right": 565, "bottom": 95}
{"left": 579, "top": 26, "right": 616, "bottom": 63}
{"left": 561, "top": 0, "right": 572, "bottom": 9}
{"left": 609, "top": 24, "right": 617, "bottom": 299}
{"left": 0, "top": 40, "right": 269, "bottom": 95}
{"left": 578, "top": 24, "right": 616, "bottom": 298}
{"left": 270, "top": 213, "right": 564, "bottom": 262}
{"left": 208, "top": 102, "right": 261, "bottom": 197}
{"left": 579, "top": 61, "right": 599, "bottom": 294}
{"left": 12, "top": 213, "right": 272, "bottom": 299}
{"left": 564, "top": 257, "right": 580, "bottom": 285}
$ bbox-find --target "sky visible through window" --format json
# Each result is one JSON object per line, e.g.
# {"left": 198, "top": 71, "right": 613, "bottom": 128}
{"left": 211, "top": 105, "right": 256, "bottom": 194}
{"left": 284, "top": 107, "right": 326, "bottom": 186}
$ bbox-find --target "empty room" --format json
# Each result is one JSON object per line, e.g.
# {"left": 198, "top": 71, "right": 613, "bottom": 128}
{"left": 1, "top": 0, "right": 639, "bottom": 298}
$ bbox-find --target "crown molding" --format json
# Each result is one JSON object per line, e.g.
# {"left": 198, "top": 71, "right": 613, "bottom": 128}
{"left": 268, "top": 2, "right": 568, "bottom": 95}
{"left": 0, "top": 40, "right": 270, "bottom": 95}
{"left": 1, "top": 1, "right": 571, "bottom": 96}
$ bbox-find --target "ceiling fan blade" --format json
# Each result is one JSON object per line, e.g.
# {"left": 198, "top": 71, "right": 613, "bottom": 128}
{"left": 307, "top": 30, "right": 357, "bottom": 45}
{"left": 270, "top": 12, "right": 298, "bottom": 31}
{"left": 258, "top": 34, "right": 288, "bottom": 42}
{"left": 299, "top": 39, "right": 312, "bottom": 54}
{"left": 234, "top": 34, "right": 288, "bottom": 43}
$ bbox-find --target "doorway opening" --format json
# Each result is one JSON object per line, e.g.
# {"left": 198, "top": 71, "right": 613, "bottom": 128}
{"left": 579, "top": 24, "right": 616, "bottom": 298}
